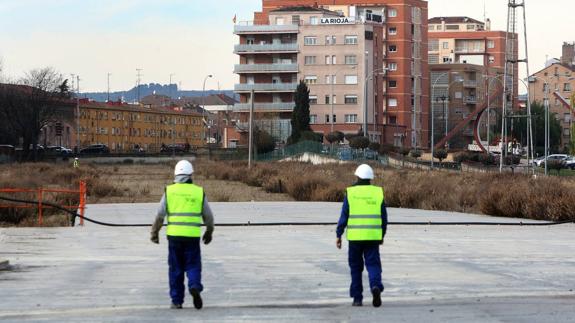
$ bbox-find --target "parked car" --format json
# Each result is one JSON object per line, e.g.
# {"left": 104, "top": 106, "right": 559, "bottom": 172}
{"left": 160, "top": 144, "right": 188, "bottom": 153}
{"left": 46, "top": 146, "right": 73, "bottom": 156}
{"left": 80, "top": 144, "right": 110, "bottom": 155}
{"left": 563, "top": 157, "right": 575, "bottom": 169}
{"left": 533, "top": 154, "right": 569, "bottom": 167}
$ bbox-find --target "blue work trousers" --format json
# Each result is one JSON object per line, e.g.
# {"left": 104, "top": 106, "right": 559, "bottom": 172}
{"left": 348, "top": 241, "right": 384, "bottom": 300}
{"left": 168, "top": 238, "right": 203, "bottom": 305}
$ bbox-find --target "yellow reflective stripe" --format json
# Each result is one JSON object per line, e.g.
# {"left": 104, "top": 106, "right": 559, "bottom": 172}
{"left": 348, "top": 225, "right": 382, "bottom": 229}
{"left": 168, "top": 212, "right": 202, "bottom": 217}
{"left": 167, "top": 222, "right": 202, "bottom": 227}
{"left": 349, "top": 214, "right": 381, "bottom": 219}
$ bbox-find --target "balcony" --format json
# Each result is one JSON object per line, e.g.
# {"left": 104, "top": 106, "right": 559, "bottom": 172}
{"left": 234, "top": 102, "right": 295, "bottom": 112}
{"left": 463, "top": 80, "right": 478, "bottom": 88}
{"left": 234, "top": 24, "right": 299, "bottom": 34}
{"left": 234, "top": 43, "right": 299, "bottom": 54}
{"left": 464, "top": 96, "right": 478, "bottom": 104}
{"left": 454, "top": 47, "right": 485, "bottom": 54}
{"left": 234, "top": 83, "right": 298, "bottom": 93}
{"left": 234, "top": 63, "right": 298, "bottom": 74}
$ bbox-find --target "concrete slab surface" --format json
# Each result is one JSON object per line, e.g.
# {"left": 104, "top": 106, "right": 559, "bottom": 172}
{"left": 1, "top": 202, "right": 574, "bottom": 322}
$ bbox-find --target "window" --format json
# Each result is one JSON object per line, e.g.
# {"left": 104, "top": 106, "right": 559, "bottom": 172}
{"left": 310, "top": 115, "right": 317, "bottom": 124}
{"left": 388, "top": 98, "right": 398, "bottom": 107}
{"left": 344, "top": 95, "right": 358, "bottom": 104}
{"left": 437, "top": 25, "right": 442, "bottom": 30}
{"left": 389, "top": 116, "right": 397, "bottom": 124}
{"left": 389, "top": 45, "right": 397, "bottom": 53}
{"left": 429, "top": 25, "right": 435, "bottom": 31}
{"left": 388, "top": 27, "right": 397, "bottom": 35}
{"left": 489, "top": 56, "right": 495, "bottom": 64}
{"left": 304, "top": 56, "right": 316, "bottom": 65}
{"left": 389, "top": 80, "right": 397, "bottom": 88}
{"left": 429, "top": 54, "right": 439, "bottom": 64}
{"left": 345, "top": 55, "right": 357, "bottom": 65}
{"left": 344, "top": 35, "right": 358, "bottom": 45}
{"left": 333, "top": 114, "right": 336, "bottom": 123}
{"left": 565, "top": 113, "right": 571, "bottom": 123}
{"left": 442, "top": 42, "right": 449, "bottom": 49}
{"left": 309, "top": 95, "right": 318, "bottom": 104}
{"left": 443, "top": 57, "right": 452, "bottom": 63}
{"left": 304, "top": 75, "right": 317, "bottom": 84}
{"left": 325, "top": 55, "right": 331, "bottom": 65}
{"left": 325, "top": 75, "right": 331, "bottom": 84}
{"left": 332, "top": 55, "right": 337, "bottom": 65}
{"left": 310, "top": 16, "right": 318, "bottom": 25}
{"left": 467, "top": 24, "right": 476, "bottom": 30}
{"left": 275, "top": 17, "right": 285, "bottom": 25}
{"left": 325, "top": 95, "right": 330, "bottom": 104}
{"left": 291, "top": 15, "right": 300, "bottom": 25}
{"left": 345, "top": 114, "right": 358, "bottom": 123}
{"left": 446, "top": 24, "right": 459, "bottom": 30}
{"left": 325, "top": 114, "right": 330, "bottom": 123}
{"left": 487, "top": 40, "right": 495, "bottom": 49}
{"left": 325, "top": 35, "right": 336, "bottom": 45}
{"left": 304, "top": 36, "right": 317, "bottom": 45}
{"left": 388, "top": 63, "right": 397, "bottom": 71}
{"left": 388, "top": 8, "right": 397, "bottom": 17}
{"left": 428, "top": 39, "right": 439, "bottom": 51}
{"left": 564, "top": 83, "right": 572, "bottom": 92}
{"left": 344, "top": 75, "right": 358, "bottom": 84}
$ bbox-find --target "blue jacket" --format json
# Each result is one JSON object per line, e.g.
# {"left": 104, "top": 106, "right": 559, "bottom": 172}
{"left": 336, "top": 180, "right": 388, "bottom": 239}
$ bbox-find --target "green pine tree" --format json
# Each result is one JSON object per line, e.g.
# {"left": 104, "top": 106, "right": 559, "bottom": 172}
{"left": 288, "top": 81, "right": 311, "bottom": 144}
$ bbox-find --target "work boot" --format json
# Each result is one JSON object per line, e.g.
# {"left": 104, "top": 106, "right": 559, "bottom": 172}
{"left": 189, "top": 288, "right": 203, "bottom": 310}
{"left": 170, "top": 303, "right": 182, "bottom": 309}
{"left": 371, "top": 287, "right": 382, "bottom": 308}
{"left": 352, "top": 298, "right": 363, "bottom": 307}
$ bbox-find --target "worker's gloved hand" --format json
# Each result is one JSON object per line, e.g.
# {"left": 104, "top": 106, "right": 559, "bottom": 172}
{"left": 379, "top": 239, "right": 384, "bottom": 246}
{"left": 336, "top": 237, "right": 342, "bottom": 249}
{"left": 202, "top": 231, "right": 213, "bottom": 245}
{"left": 150, "top": 232, "right": 159, "bottom": 244}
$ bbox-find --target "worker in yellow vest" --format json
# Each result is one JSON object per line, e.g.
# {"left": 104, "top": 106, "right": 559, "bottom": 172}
{"left": 151, "top": 160, "right": 215, "bottom": 310}
{"left": 336, "top": 164, "right": 387, "bottom": 307}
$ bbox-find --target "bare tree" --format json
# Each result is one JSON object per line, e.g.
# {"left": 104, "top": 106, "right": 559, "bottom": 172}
{"left": 0, "top": 67, "right": 72, "bottom": 160}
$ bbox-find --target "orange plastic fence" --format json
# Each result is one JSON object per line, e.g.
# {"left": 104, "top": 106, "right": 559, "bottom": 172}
{"left": 0, "top": 181, "right": 87, "bottom": 226}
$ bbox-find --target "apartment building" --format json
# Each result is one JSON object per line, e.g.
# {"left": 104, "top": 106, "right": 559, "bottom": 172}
{"left": 234, "top": 0, "right": 429, "bottom": 148}
{"left": 528, "top": 63, "right": 575, "bottom": 148}
{"left": 41, "top": 100, "right": 204, "bottom": 153}
{"left": 430, "top": 64, "right": 503, "bottom": 149}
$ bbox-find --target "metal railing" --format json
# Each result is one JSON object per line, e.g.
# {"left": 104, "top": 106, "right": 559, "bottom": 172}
{"left": 454, "top": 47, "right": 485, "bottom": 53}
{"left": 234, "top": 102, "right": 295, "bottom": 112}
{"left": 464, "top": 96, "right": 478, "bottom": 104}
{"left": 234, "top": 24, "right": 299, "bottom": 34}
{"left": 234, "top": 83, "right": 298, "bottom": 92}
{"left": 234, "top": 64, "right": 298, "bottom": 73}
{"left": 463, "top": 80, "right": 478, "bottom": 88}
{"left": 234, "top": 43, "right": 298, "bottom": 53}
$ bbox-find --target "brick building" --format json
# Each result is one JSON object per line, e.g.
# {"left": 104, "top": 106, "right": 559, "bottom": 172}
{"left": 234, "top": 0, "right": 429, "bottom": 148}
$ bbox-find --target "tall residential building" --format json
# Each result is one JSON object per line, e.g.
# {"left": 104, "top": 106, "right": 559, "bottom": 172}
{"left": 428, "top": 16, "right": 517, "bottom": 150}
{"left": 528, "top": 62, "right": 575, "bottom": 148}
{"left": 234, "top": 0, "right": 429, "bottom": 148}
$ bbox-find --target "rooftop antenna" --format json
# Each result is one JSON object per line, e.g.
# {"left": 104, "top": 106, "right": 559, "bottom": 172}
{"left": 483, "top": 0, "right": 486, "bottom": 23}
{"left": 136, "top": 68, "right": 143, "bottom": 103}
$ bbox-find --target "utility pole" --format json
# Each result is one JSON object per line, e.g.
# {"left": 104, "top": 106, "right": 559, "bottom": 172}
{"left": 248, "top": 89, "right": 254, "bottom": 169}
{"left": 76, "top": 75, "right": 81, "bottom": 154}
{"left": 107, "top": 73, "right": 111, "bottom": 102}
{"left": 136, "top": 69, "right": 143, "bottom": 104}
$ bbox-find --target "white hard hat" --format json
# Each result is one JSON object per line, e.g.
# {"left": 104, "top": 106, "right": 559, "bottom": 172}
{"left": 174, "top": 160, "right": 193, "bottom": 176}
{"left": 354, "top": 164, "right": 374, "bottom": 180}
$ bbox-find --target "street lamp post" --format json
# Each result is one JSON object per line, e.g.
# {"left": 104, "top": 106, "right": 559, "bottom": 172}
{"left": 363, "top": 65, "right": 389, "bottom": 138}
{"left": 202, "top": 74, "right": 213, "bottom": 145}
{"left": 430, "top": 72, "right": 461, "bottom": 168}
{"left": 330, "top": 65, "right": 356, "bottom": 133}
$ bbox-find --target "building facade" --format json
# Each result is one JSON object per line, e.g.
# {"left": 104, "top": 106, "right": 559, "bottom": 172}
{"left": 234, "top": 0, "right": 429, "bottom": 148}
{"left": 430, "top": 64, "right": 503, "bottom": 149}
{"left": 528, "top": 63, "right": 575, "bottom": 148}
{"left": 41, "top": 100, "right": 204, "bottom": 153}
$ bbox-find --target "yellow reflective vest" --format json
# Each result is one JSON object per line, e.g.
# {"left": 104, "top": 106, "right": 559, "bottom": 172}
{"left": 346, "top": 185, "right": 384, "bottom": 241}
{"left": 165, "top": 183, "right": 204, "bottom": 238}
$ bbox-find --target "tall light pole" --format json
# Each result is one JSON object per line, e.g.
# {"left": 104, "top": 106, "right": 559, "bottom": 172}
{"left": 483, "top": 75, "right": 504, "bottom": 154}
{"left": 363, "top": 64, "right": 389, "bottom": 138}
{"left": 107, "top": 73, "right": 111, "bottom": 102}
{"left": 202, "top": 74, "right": 213, "bottom": 144}
{"left": 430, "top": 72, "right": 461, "bottom": 168}
{"left": 330, "top": 65, "right": 356, "bottom": 133}
{"left": 75, "top": 75, "right": 80, "bottom": 154}
{"left": 136, "top": 69, "right": 143, "bottom": 104}
{"left": 169, "top": 73, "right": 175, "bottom": 99}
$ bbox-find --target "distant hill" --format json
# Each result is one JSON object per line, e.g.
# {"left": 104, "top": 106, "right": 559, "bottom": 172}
{"left": 80, "top": 83, "right": 237, "bottom": 102}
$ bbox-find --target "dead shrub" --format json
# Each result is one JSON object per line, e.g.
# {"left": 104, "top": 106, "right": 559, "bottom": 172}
{"left": 286, "top": 176, "right": 329, "bottom": 201}
{"left": 262, "top": 176, "right": 285, "bottom": 193}
{"left": 89, "top": 180, "right": 124, "bottom": 198}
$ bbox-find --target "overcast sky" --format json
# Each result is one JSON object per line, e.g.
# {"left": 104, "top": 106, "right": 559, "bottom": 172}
{"left": 0, "top": 0, "right": 572, "bottom": 92}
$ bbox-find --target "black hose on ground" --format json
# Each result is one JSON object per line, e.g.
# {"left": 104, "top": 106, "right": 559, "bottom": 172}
{"left": 0, "top": 195, "right": 573, "bottom": 227}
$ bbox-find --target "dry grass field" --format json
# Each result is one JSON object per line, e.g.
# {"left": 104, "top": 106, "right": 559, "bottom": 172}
{"left": 1, "top": 158, "right": 575, "bottom": 226}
